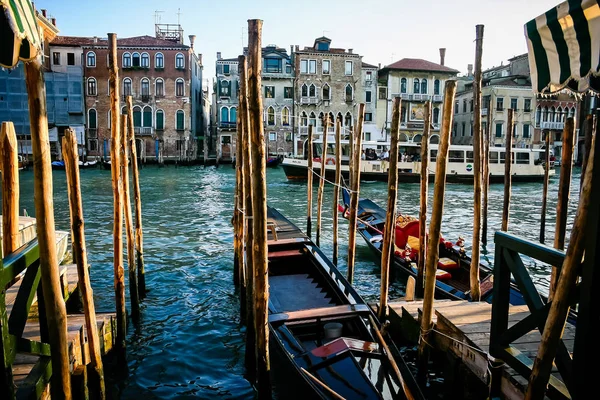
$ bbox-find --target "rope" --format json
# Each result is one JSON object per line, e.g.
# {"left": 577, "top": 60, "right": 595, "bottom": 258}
{"left": 308, "top": 167, "right": 358, "bottom": 193}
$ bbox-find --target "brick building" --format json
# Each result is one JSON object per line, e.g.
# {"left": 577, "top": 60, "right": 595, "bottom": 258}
{"left": 52, "top": 27, "right": 203, "bottom": 162}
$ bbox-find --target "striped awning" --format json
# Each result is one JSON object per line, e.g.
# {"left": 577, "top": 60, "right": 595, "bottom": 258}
{"left": 525, "top": 0, "right": 600, "bottom": 94}
{"left": 0, "top": 0, "right": 41, "bottom": 68}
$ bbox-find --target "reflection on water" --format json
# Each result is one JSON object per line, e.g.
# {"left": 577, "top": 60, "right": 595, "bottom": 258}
{"left": 14, "top": 165, "right": 579, "bottom": 398}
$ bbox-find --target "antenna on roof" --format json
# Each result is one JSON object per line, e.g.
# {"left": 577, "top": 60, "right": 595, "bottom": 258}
{"left": 154, "top": 10, "right": 164, "bottom": 25}
{"left": 177, "top": 8, "right": 181, "bottom": 25}
{"left": 322, "top": 30, "right": 330, "bottom": 37}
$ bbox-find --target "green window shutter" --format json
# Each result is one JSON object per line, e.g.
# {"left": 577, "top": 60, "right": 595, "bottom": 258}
{"left": 89, "top": 110, "right": 97, "bottom": 128}
{"left": 133, "top": 110, "right": 142, "bottom": 127}
{"left": 177, "top": 111, "right": 184, "bottom": 130}
{"left": 143, "top": 109, "right": 152, "bottom": 127}
{"left": 156, "top": 111, "right": 164, "bottom": 130}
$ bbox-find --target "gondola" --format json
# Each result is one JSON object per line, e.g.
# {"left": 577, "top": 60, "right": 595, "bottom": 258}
{"left": 79, "top": 160, "right": 98, "bottom": 169}
{"left": 101, "top": 160, "right": 112, "bottom": 170}
{"left": 340, "top": 190, "right": 527, "bottom": 305}
{"left": 51, "top": 160, "right": 65, "bottom": 170}
{"left": 266, "top": 207, "right": 424, "bottom": 400}
{"left": 266, "top": 155, "right": 282, "bottom": 168}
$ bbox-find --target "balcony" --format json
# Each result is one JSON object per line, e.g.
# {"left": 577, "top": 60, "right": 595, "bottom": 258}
{"left": 541, "top": 121, "right": 565, "bottom": 130}
{"left": 400, "top": 93, "right": 411, "bottom": 101}
{"left": 134, "top": 127, "right": 153, "bottom": 136}
{"left": 141, "top": 94, "right": 151, "bottom": 103}
{"left": 219, "top": 121, "right": 237, "bottom": 129}
{"left": 412, "top": 94, "right": 431, "bottom": 102}
{"left": 300, "top": 96, "right": 319, "bottom": 105}
{"left": 433, "top": 95, "right": 443, "bottom": 102}
{"left": 364, "top": 80, "right": 373, "bottom": 87}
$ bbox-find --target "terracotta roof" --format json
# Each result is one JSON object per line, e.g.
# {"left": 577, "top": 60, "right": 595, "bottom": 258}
{"left": 51, "top": 35, "right": 188, "bottom": 49}
{"left": 384, "top": 58, "right": 459, "bottom": 74}
{"left": 362, "top": 62, "right": 378, "bottom": 69}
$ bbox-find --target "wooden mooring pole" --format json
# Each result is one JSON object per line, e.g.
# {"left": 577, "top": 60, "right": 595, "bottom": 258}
{"left": 502, "top": 109, "right": 514, "bottom": 232}
{"left": 126, "top": 96, "right": 146, "bottom": 298}
{"left": 417, "top": 80, "right": 457, "bottom": 384}
{"left": 332, "top": 119, "right": 342, "bottom": 265}
{"left": 316, "top": 117, "right": 329, "bottom": 247}
{"left": 247, "top": 19, "right": 271, "bottom": 398}
{"left": 121, "top": 115, "right": 140, "bottom": 323}
{"left": 549, "top": 117, "right": 575, "bottom": 300}
{"left": 62, "top": 129, "right": 106, "bottom": 399}
{"left": 469, "top": 24, "right": 484, "bottom": 302}
{"left": 236, "top": 54, "right": 247, "bottom": 323}
{"left": 525, "top": 130, "right": 597, "bottom": 400}
{"left": 24, "top": 54, "right": 72, "bottom": 399}
{"left": 379, "top": 97, "right": 401, "bottom": 320}
{"left": 416, "top": 102, "right": 431, "bottom": 299}
{"left": 1, "top": 122, "right": 19, "bottom": 255}
{"left": 580, "top": 114, "right": 595, "bottom": 189}
{"left": 540, "top": 131, "right": 551, "bottom": 244}
{"left": 307, "top": 124, "right": 314, "bottom": 238}
{"left": 347, "top": 104, "right": 365, "bottom": 284}
{"left": 108, "top": 33, "right": 127, "bottom": 358}
{"left": 233, "top": 110, "right": 242, "bottom": 288}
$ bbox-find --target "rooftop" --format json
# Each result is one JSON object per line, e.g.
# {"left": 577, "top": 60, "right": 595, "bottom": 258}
{"left": 383, "top": 58, "right": 459, "bottom": 74}
{"left": 51, "top": 35, "right": 189, "bottom": 49}
{"left": 362, "top": 62, "right": 378, "bottom": 69}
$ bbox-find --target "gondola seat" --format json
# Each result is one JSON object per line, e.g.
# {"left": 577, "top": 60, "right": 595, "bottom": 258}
{"left": 438, "top": 257, "right": 459, "bottom": 270}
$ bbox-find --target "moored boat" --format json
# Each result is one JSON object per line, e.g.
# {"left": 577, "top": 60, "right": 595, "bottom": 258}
{"left": 266, "top": 206, "right": 424, "bottom": 399}
{"left": 266, "top": 155, "right": 282, "bottom": 168}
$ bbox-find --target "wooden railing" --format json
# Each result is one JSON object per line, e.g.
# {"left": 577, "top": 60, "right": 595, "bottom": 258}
{"left": 490, "top": 232, "right": 575, "bottom": 399}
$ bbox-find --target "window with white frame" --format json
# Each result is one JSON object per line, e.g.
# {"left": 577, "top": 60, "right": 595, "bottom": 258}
{"left": 421, "top": 79, "right": 427, "bottom": 94}
{"left": 523, "top": 124, "right": 530, "bottom": 138}
{"left": 269, "top": 132, "right": 277, "bottom": 141}
{"left": 155, "top": 53, "right": 164, "bottom": 69}
{"left": 220, "top": 80, "right": 230, "bottom": 97}
{"left": 87, "top": 78, "right": 97, "bottom": 96}
{"left": 309, "top": 60, "right": 317, "bottom": 74}
{"left": 345, "top": 61, "right": 353, "bottom": 75}
{"left": 176, "top": 110, "right": 185, "bottom": 130}
{"left": 176, "top": 53, "right": 185, "bottom": 69}
{"left": 413, "top": 78, "right": 420, "bottom": 94}
{"left": 366, "top": 71, "right": 372, "bottom": 81}
{"left": 132, "top": 52, "right": 140, "bottom": 67}
{"left": 141, "top": 78, "right": 150, "bottom": 96}
{"left": 345, "top": 84, "right": 353, "bottom": 102}
{"left": 401, "top": 78, "right": 407, "bottom": 93}
{"left": 156, "top": 109, "right": 165, "bottom": 130}
{"left": 282, "top": 107, "right": 290, "bottom": 126}
{"left": 86, "top": 51, "right": 96, "bottom": 67}
{"left": 176, "top": 78, "right": 185, "bottom": 96}
{"left": 300, "top": 59, "right": 308, "bottom": 74}
{"left": 267, "top": 107, "right": 275, "bottom": 126}
{"left": 88, "top": 108, "right": 97, "bottom": 129}
{"left": 322, "top": 84, "right": 330, "bottom": 100}
{"left": 123, "top": 52, "right": 131, "bottom": 68}
{"left": 141, "top": 53, "right": 150, "bottom": 68}
{"left": 301, "top": 84, "right": 308, "bottom": 97}
{"left": 322, "top": 60, "right": 331, "bottom": 74}
{"left": 366, "top": 91, "right": 372, "bottom": 103}
{"left": 155, "top": 78, "right": 164, "bottom": 97}
{"left": 309, "top": 84, "right": 316, "bottom": 97}
{"left": 123, "top": 78, "right": 132, "bottom": 96}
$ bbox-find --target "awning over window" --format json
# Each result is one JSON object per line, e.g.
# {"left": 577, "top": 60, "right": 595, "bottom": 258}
{"left": 0, "top": 0, "right": 41, "bottom": 68}
{"left": 525, "top": 0, "right": 600, "bottom": 94}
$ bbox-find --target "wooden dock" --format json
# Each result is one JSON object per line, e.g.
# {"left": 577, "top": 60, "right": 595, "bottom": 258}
{"left": 384, "top": 299, "right": 575, "bottom": 399}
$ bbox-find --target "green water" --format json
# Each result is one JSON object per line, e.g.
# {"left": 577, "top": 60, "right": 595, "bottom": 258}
{"left": 14, "top": 164, "right": 579, "bottom": 398}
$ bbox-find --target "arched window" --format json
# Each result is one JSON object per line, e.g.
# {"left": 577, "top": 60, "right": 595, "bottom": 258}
{"left": 328, "top": 112, "right": 335, "bottom": 127}
{"left": 318, "top": 112, "right": 325, "bottom": 129}
{"left": 132, "top": 106, "right": 142, "bottom": 127}
{"left": 300, "top": 111, "right": 307, "bottom": 126}
{"left": 556, "top": 107, "right": 562, "bottom": 122}
{"left": 176, "top": 53, "right": 185, "bottom": 69}
{"left": 550, "top": 106, "right": 556, "bottom": 122}
{"left": 401, "top": 106, "right": 407, "bottom": 123}
{"left": 142, "top": 106, "right": 152, "bottom": 127}
{"left": 301, "top": 84, "right": 308, "bottom": 97}
{"left": 230, "top": 107, "right": 237, "bottom": 123}
{"left": 433, "top": 108, "right": 440, "bottom": 124}
{"left": 309, "top": 112, "right": 316, "bottom": 127}
{"left": 282, "top": 107, "right": 290, "bottom": 126}
{"left": 123, "top": 78, "right": 132, "bottom": 96}
{"left": 86, "top": 51, "right": 96, "bottom": 67}
{"left": 88, "top": 109, "right": 97, "bottom": 129}
{"left": 400, "top": 78, "right": 407, "bottom": 94}
{"left": 542, "top": 107, "right": 548, "bottom": 122}
{"left": 322, "top": 84, "right": 330, "bottom": 100}
{"left": 155, "top": 109, "right": 164, "bottom": 130}
{"left": 434, "top": 79, "right": 440, "bottom": 95}
{"left": 267, "top": 107, "right": 275, "bottom": 126}
{"left": 536, "top": 106, "right": 542, "bottom": 125}
{"left": 154, "top": 53, "right": 164, "bottom": 69}
{"left": 122, "top": 52, "right": 131, "bottom": 68}
{"left": 176, "top": 78, "right": 185, "bottom": 96}
{"left": 176, "top": 110, "right": 185, "bottom": 130}
{"left": 421, "top": 79, "right": 428, "bottom": 95}
{"left": 87, "top": 77, "right": 97, "bottom": 96}
{"left": 344, "top": 112, "right": 352, "bottom": 127}
{"left": 345, "top": 84, "right": 353, "bottom": 102}
{"left": 220, "top": 80, "right": 230, "bottom": 97}
{"left": 337, "top": 112, "right": 343, "bottom": 124}
{"left": 568, "top": 107, "right": 575, "bottom": 118}
{"left": 141, "top": 52, "right": 150, "bottom": 68}
{"left": 155, "top": 78, "right": 164, "bottom": 97}
{"left": 132, "top": 52, "right": 140, "bottom": 67}
{"left": 141, "top": 78, "right": 150, "bottom": 96}
{"left": 413, "top": 78, "right": 420, "bottom": 94}
{"left": 309, "top": 84, "right": 316, "bottom": 97}
{"left": 121, "top": 106, "right": 128, "bottom": 115}
{"left": 221, "top": 107, "right": 229, "bottom": 123}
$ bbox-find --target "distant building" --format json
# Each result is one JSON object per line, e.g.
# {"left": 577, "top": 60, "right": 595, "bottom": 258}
{"left": 377, "top": 49, "right": 459, "bottom": 144}
{"left": 214, "top": 53, "right": 239, "bottom": 162}
{"left": 361, "top": 62, "right": 379, "bottom": 141}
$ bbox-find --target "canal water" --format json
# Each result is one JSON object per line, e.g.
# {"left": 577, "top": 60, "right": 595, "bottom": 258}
{"left": 16, "top": 165, "right": 580, "bottom": 399}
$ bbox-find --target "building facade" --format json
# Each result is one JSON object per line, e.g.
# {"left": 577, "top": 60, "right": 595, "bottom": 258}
{"left": 377, "top": 50, "right": 459, "bottom": 144}
{"left": 214, "top": 54, "right": 239, "bottom": 162}
{"left": 361, "top": 62, "right": 379, "bottom": 141}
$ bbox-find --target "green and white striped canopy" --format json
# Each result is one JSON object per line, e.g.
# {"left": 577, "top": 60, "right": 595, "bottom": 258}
{"left": 0, "top": 0, "right": 41, "bottom": 68}
{"left": 525, "top": 0, "right": 600, "bottom": 94}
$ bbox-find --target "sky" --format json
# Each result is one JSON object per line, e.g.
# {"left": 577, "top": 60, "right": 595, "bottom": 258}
{"left": 36, "top": 0, "right": 561, "bottom": 91}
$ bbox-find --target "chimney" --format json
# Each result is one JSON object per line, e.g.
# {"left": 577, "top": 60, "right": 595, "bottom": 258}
{"left": 467, "top": 64, "right": 473, "bottom": 77}
{"left": 439, "top": 48, "right": 446, "bottom": 66}
{"left": 51, "top": 17, "right": 56, "bottom": 27}
{"left": 216, "top": 52, "right": 221, "bottom": 60}
{"left": 93, "top": 36, "right": 98, "bottom": 44}
{"left": 295, "top": 45, "right": 299, "bottom": 52}
{"left": 189, "top": 35, "right": 196, "bottom": 50}
{"left": 41, "top": 9, "right": 47, "bottom": 17}
{"left": 348, "top": 48, "right": 353, "bottom": 54}
{"left": 197, "top": 53, "right": 202, "bottom": 65}
{"left": 378, "top": 63, "right": 381, "bottom": 69}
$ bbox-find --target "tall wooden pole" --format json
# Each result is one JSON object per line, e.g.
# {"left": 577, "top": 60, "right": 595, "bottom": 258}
{"left": 24, "top": 56, "right": 72, "bottom": 399}
{"left": 307, "top": 125, "right": 314, "bottom": 238}
{"left": 316, "top": 117, "right": 329, "bottom": 247}
{"left": 417, "top": 80, "right": 457, "bottom": 383}
{"left": 247, "top": 19, "right": 271, "bottom": 399}
{"left": 525, "top": 132, "right": 596, "bottom": 400}
{"left": 348, "top": 126, "right": 354, "bottom": 189}
{"left": 549, "top": 117, "right": 575, "bottom": 300}
{"left": 239, "top": 55, "right": 256, "bottom": 375}
{"left": 416, "top": 102, "right": 431, "bottom": 299}
{"left": 347, "top": 104, "right": 365, "bottom": 284}
{"left": 379, "top": 98, "right": 401, "bottom": 320}
{"left": 126, "top": 96, "right": 145, "bottom": 298}
{"left": 332, "top": 119, "right": 342, "bottom": 265}
{"left": 502, "top": 109, "right": 514, "bottom": 232}
{"left": 108, "top": 33, "right": 127, "bottom": 357}
{"left": 233, "top": 109, "right": 241, "bottom": 287}
{"left": 540, "top": 131, "right": 551, "bottom": 243}
{"left": 236, "top": 54, "right": 247, "bottom": 323}
{"left": 580, "top": 114, "right": 595, "bottom": 189}
{"left": 1, "top": 122, "right": 19, "bottom": 255}
{"left": 482, "top": 96, "right": 493, "bottom": 245}
{"left": 469, "top": 24, "right": 484, "bottom": 302}
{"left": 121, "top": 115, "right": 139, "bottom": 323}
{"left": 62, "top": 130, "right": 106, "bottom": 399}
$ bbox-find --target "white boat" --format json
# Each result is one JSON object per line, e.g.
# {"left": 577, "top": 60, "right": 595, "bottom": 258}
{"left": 281, "top": 136, "right": 555, "bottom": 183}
